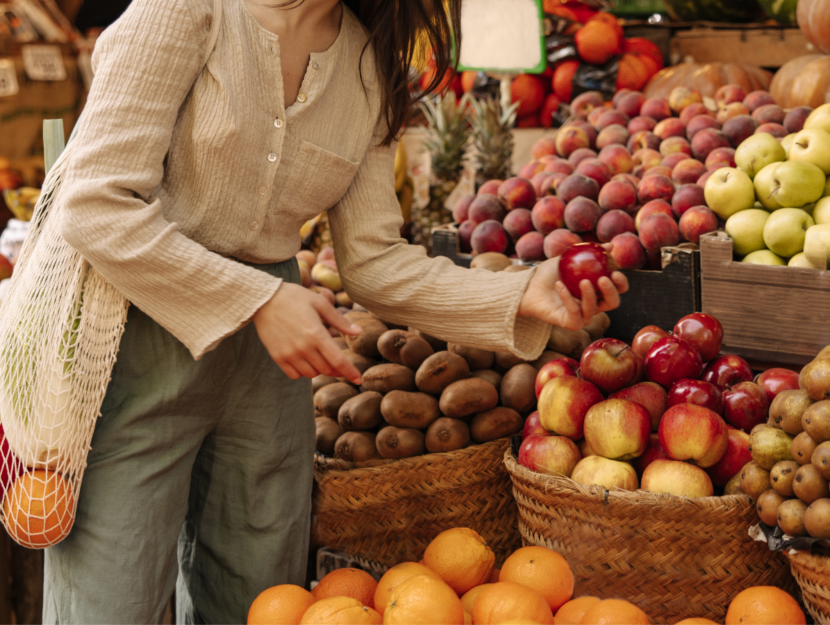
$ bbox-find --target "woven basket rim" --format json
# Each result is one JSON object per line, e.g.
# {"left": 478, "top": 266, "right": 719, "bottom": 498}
{"left": 504, "top": 448, "right": 754, "bottom": 511}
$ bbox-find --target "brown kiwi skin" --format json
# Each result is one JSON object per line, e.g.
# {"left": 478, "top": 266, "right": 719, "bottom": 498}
{"left": 470, "top": 370, "right": 504, "bottom": 389}
{"left": 426, "top": 418, "right": 471, "bottom": 453}
{"left": 802, "top": 400, "right": 830, "bottom": 444}
{"left": 316, "top": 417, "right": 344, "bottom": 456}
{"left": 345, "top": 319, "right": 388, "bottom": 357}
{"left": 805, "top": 498, "right": 830, "bottom": 539}
{"left": 439, "top": 378, "right": 499, "bottom": 419}
{"left": 376, "top": 426, "right": 426, "bottom": 459}
{"left": 500, "top": 364, "right": 538, "bottom": 415}
{"left": 377, "top": 330, "right": 435, "bottom": 369}
{"left": 380, "top": 391, "right": 441, "bottom": 430}
{"left": 740, "top": 461, "right": 772, "bottom": 500}
{"left": 495, "top": 352, "right": 527, "bottom": 372}
{"left": 794, "top": 464, "right": 830, "bottom": 504}
{"left": 778, "top": 499, "right": 809, "bottom": 537}
{"left": 448, "top": 344, "right": 495, "bottom": 371}
{"left": 361, "top": 364, "right": 417, "bottom": 394}
{"left": 756, "top": 489, "right": 787, "bottom": 527}
{"left": 792, "top": 431, "right": 819, "bottom": 466}
{"left": 408, "top": 328, "right": 447, "bottom": 353}
{"left": 312, "top": 375, "right": 339, "bottom": 395}
{"left": 334, "top": 432, "right": 383, "bottom": 462}
{"left": 770, "top": 461, "right": 799, "bottom": 497}
{"left": 341, "top": 350, "right": 379, "bottom": 375}
{"left": 338, "top": 391, "right": 383, "bottom": 432}
{"left": 314, "top": 383, "right": 359, "bottom": 420}
{"left": 470, "top": 407, "right": 524, "bottom": 443}
{"left": 415, "top": 352, "right": 471, "bottom": 395}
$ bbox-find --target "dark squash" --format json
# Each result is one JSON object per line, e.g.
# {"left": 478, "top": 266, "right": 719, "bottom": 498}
{"left": 644, "top": 62, "right": 772, "bottom": 100}
{"left": 770, "top": 55, "right": 830, "bottom": 109}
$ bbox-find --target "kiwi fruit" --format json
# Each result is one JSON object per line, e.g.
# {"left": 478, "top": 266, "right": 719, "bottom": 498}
{"left": 377, "top": 330, "right": 434, "bottom": 369}
{"left": 800, "top": 358, "right": 830, "bottom": 401}
{"left": 312, "top": 375, "right": 339, "bottom": 395}
{"left": 314, "top": 383, "right": 359, "bottom": 420}
{"left": 408, "top": 328, "right": 448, "bottom": 353}
{"left": 470, "top": 370, "right": 503, "bottom": 388}
{"left": 502, "top": 264, "right": 531, "bottom": 273}
{"left": 376, "top": 426, "right": 426, "bottom": 459}
{"left": 334, "top": 431, "right": 383, "bottom": 462}
{"left": 380, "top": 391, "right": 441, "bottom": 429}
{"left": 361, "top": 364, "right": 417, "bottom": 394}
{"left": 532, "top": 351, "right": 569, "bottom": 371}
{"left": 770, "top": 461, "right": 799, "bottom": 497}
{"left": 316, "top": 417, "right": 344, "bottom": 456}
{"left": 439, "top": 378, "right": 499, "bottom": 418}
{"left": 724, "top": 472, "right": 744, "bottom": 496}
{"left": 415, "top": 352, "right": 470, "bottom": 395}
{"left": 769, "top": 389, "right": 814, "bottom": 435}
{"left": 500, "top": 364, "right": 538, "bottom": 414}
{"left": 342, "top": 350, "right": 379, "bottom": 375}
{"left": 426, "top": 418, "right": 471, "bottom": 453}
{"left": 470, "top": 407, "right": 524, "bottom": 443}
{"left": 584, "top": 312, "right": 611, "bottom": 342}
{"left": 345, "top": 318, "right": 388, "bottom": 358}
{"left": 756, "top": 489, "right": 787, "bottom": 527}
{"left": 794, "top": 464, "right": 830, "bottom": 504}
{"left": 470, "top": 252, "right": 512, "bottom": 272}
{"left": 495, "top": 352, "right": 527, "bottom": 371}
{"left": 332, "top": 337, "right": 349, "bottom": 350}
{"left": 748, "top": 427, "right": 794, "bottom": 470}
{"left": 778, "top": 499, "right": 809, "bottom": 537}
{"left": 813, "top": 441, "right": 830, "bottom": 480}
{"left": 448, "top": 344, "right": 495, "bottom": 371}
{"left": 792, "top": 432, "right": 818, "bottom": 466}
{"left": 740, "top": 461, "right": 772, "bottom": 500}
{"left": 803, "top": 400, "right": 830, "bottom": 443}
{"left": 548, "top": 326, "right": 591, "bottom": 360}
{"left": 805, "top": 498, "right": 830, "bottom": 539}
{"left": 338, "top": 391, "right": 383, "bottom": 432}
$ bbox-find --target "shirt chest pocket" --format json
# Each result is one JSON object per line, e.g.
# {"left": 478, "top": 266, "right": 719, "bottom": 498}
{"left": 280, "top": 140, "right": 360, "bottom": 217}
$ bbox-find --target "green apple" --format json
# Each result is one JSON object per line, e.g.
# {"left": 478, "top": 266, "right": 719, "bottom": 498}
{"left": 805, "top": 103, "right": 830, "bottom": 134}
{"left": 763, "top": 208, "right": 815, "bottom": 258}
{"left": 736, "top": 133, "right": 786, "bottom": 179}
{"left": 766, "top": 161, "right": 826, "bottom": 208}
{"left": 725, "top": 209, "right": 769, "bottom": 256}
{"left": 704, "top": 167, "right": 756, "bottom": 219}
{"left": 754, "top": 162, "right": 784, "bottom": 211}
{"left": 804, "top": 223, "right": 830, "bottom": 269}
{"left": 789, "top": 252, "right": 819, "bottom": 268}
{"left": 781, "top": 134, "right": 797, "bottom": 153}
{"left": 789, "top": 128, "right": 830, "bottom": 174}
{"left": 742, "top": 250, "right": 786, "bottom": 266}
{"left": 815, "top": 197, "right": 830, "bottom": 224}
{"left": 824, "top": 176, "right": 830, "bottom": 198}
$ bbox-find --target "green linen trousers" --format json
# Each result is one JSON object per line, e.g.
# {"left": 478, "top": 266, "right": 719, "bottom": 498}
{"left": 42, "top": 260, "right": 315, "bottom": 624}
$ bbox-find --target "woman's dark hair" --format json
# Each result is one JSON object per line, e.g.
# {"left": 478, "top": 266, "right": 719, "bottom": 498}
{"left": 344, "top": 0, "right": 462, "bottom": 146}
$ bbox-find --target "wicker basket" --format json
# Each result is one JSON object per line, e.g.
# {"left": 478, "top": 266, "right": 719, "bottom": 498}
{"left": 312, "top": 438, "right": 521, "bottom": 574}
{"left": 504, "top": 450, "right": 796, "bottom": 623}
{"left": 787, "top": 550, "right": 830, "bottom": 624}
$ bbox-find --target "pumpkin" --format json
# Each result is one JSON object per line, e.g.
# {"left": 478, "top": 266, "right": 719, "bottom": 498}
{"left": 758, "top": 0, "right": 798, "bottom": 23}
{"left": 644, "top": 62, "right": 773, "bottom": 100}
{"left": 770, "top": 55, "right": 830, "bottom": 109}
{"left": 660, "top": 0, "right": 763, "bottom": 22}
{"left": 798, "top": 0, "right": 830, "bottom": 54}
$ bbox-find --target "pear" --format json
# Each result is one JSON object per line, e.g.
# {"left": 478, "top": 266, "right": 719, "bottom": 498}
{"left": 805, "top": 498, "right": 830, "bottom": 539}
{"left": 757, "top": 489, "right": 787, "bottom": 526}
{"left": 800, "top": 359, "right": 830, "bottom": 401}
{"left": 803, "top": 400, "right": 830, "bottom": 443}
{"left": 724, "top": 472, "right": 744, "bottom": 495}
{"left": 771, "top": 460, "right": 799, "bottom": 497}
{"left": 741, "top": 461, "right": 772, "bottom": 499}
{"left": 778, "top": 499, "right": 809, "bottom": 537}
{"left": 813, "top": 441, "right": 830, "bottom": 480}
{"left": 817, "top": 346, "right": 830, "bottom": 360}
{"left": 749, "top": 427, "right": 795, "bottom": 470}
{"left": 794, "top": 464, "right": 830, "bottom": 504}
{"left": 792, "top": 431, "right": 819, "bottom": 465}
{"left": 769, "top": 389, "right": 815, "bottom": 435}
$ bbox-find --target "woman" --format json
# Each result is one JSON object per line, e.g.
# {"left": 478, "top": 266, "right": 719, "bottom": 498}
{"left": 47, "top": 0, "right": 628, "bottom": 622}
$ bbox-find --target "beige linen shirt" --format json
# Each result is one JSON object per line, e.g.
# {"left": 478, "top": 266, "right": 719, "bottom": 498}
{"left": 60, "top": 0, "right": 551, "bottom": 361}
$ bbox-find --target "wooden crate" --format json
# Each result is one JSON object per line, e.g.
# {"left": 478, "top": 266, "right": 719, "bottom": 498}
{"left": 700, "top": 231, "right": 830, "bottom": 366}
{"left": 669, "top": 26, "right": 810, "bottom": 68}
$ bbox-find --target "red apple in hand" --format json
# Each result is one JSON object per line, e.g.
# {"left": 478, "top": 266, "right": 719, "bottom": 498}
{"left": 535, "top": 358, "right": 579, "bottom": 398}
{"left": 706, "top": 428, "right": 752, "bottom": 486}
{"left": 631, "top": 433, "right": 670, "bottom": 475}
{"left": 558, "top": 242, "right": 615, "bottom": 299}
{"left": 518, "top": 435, "right": 582, "bottom": 477}
{"left": 538, "top": 377, "right": 604, "bottom": 440}
{"left": 583, "top": 399, "right": 652, "bottom": 461}
{"left": 667, "top": 379, "right": 724, "bottom": 415}
{"left": 580, "top": 338, "right": 645, "bottom": 394}
{"left": 673, "top": 313, "right": 723, "bottom": 363}
{"left": 610, "top": 381, "right": 668, "bottom": 431}
{"left": 755, "top": 368, "right": 800, "bottom": 404}
{"left": 632, "top": 325, "right": 669, "bottom": 359}
{"left": 641, "top": 460, "right": 714, "bottom": 498}
{"left": 645, "top": 337, "right": 704, "bottom": 388}
{"left": 658, "top": 403, "right": 729, "bottom": 468}
{"left": 522, "top": 411, "right": 550, "bottom": 439}
{"left": 700, "top": 354, "right": 753, "bottom": 390}
{"left": 722, "top": 381, "right": 769, "bottom": 432}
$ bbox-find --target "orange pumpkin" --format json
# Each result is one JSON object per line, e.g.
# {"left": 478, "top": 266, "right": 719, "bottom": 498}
{"left": 770, "top": 55, "right": 830, "bottom": 109}
{"left": 798, "top": 0, "right": 830, "bottom": 54}
{"left": 644, "top": 62, "right": 772, "bottom": 100}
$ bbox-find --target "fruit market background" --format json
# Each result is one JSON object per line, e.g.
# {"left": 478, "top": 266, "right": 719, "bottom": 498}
{"left": 6, "top": 0, "right": 830, "bottom": 623}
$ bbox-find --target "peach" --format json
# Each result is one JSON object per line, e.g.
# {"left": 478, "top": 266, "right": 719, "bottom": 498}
{"left": 659, "top": 136, "right": 692, "bottom": 157}
{"left": 576, "top": 158, "right": 611, "bottom": 187}
{"left": 568, "top": 147, "right": 598, "bottom": 168}
{"left": 452, "top": 194, "right": 476, "bottom": 223}
{"left": 686, "top": 114, "right": 720, "bottom": 140}
{"left": 671, "top": 183, "right": 706, "bottom": 218}
{"left": 679, "top": 103, "right": 712, "bottom": 125}
{"left": 478, "top": 179, "right": 502, "bottom": 196}
{"left": 669, "top": 87, "right": 702, "bottom": 113}
{"left": 678, "top": 205, "right": 718, "bottom": 244}
{"left": 696, "top": 168, "right": 719, "bottom": 188}
{"left": 538, "top": 376, "right": 604, "bottom": 439}
{"left": 498, "top": 177, "right": 537, "bottom": 210}
{"left": 570, "top": 120, "right": 598, "bottom": 148}
{"left": 610, "top": 231, "right": 646, "bottom": 270}
{"left": 544, "top": 159, "right": 574, "bottom": 175}
{"left": 610, "top": 381, "right": 668, "bottom": 431}
{"left": 641, "top": 97, "right": 672, "bottom": 121}
{"left": 705, "top": 147, "right": 736, "bottom": 168}
{"left": 654, "top": 118, "right": 687, "bottom": 140}
{"left": 516, "top": 231, "right": 545, "bottom": 262}
{"left": 555, "top": 126, "right": 591, "bottom": 158}
{"left": 722, "top": 115, "right": 759, "bottom": 148}
{"left": 503, "top": 208, "right": 534, "bottom": 241}
{"left": 539, "top": 172, "right": 567, "bottom": 197}
{"left": 598, "top": 145, "right": 634, "bottom": 175}
{"left": 637, "top": 174, "right": 674, "bottom": 205}
{"left": 471, "top": 220, "right": 509, "bottom": 254}
{"left": 635, "top": 199, "right": 673, "bottom": 231}
{"left": 672, "top": 159, "right": 707, "bottom": 185}
{"left": 691, "top": 128, "right": 731, "bottom": 160}
{"left": 571, "top": 91, "right": 605, "bottom": 118}
{"left": 564, "top": 197, "right": 602, "bottom": 233}
{"left": 658, "top": 403, "right": 729, "bottom": 468}
{"left": 661, "top": 153, "right": 689, "bottom": 170}
{"left": 458, "top": 220, "right": 475, "bottom": 252}
{"left": 633, "top": 148, "right": 662, "bottom": 170}
{"left": 318, "top": 247, "right": 335, "bottom": 262}
{"left": 784, "top": 106, "right": 813, "bottom": 134}
{"left": 531, "top": 196, "right": 566, "bottom": 235}
{"left": 296, "top": 249, "right": 317, "bottom": 268}
{"left": 543, "top": 228, "right": 582, "bottom": 259}
{"left": 531, "top": 172, "right": 555, "bottom": 197}
{"left": 598, "top": 179, "right": 638, "bottom": 213}
{"left": 539, "top": 154, "right": 558, "bottom": 163}
{"left": 596, "top": 109, "right": 630, "bottom": 131}
{"left": 468, "top": 195, "right": 507, "bottom": 225}
{"left": 715, "top": 84, "right": 747, "bottom": 107}
{"left": 612, "top": 88, "right": 632, "bottom": 108}
{"left": 597, "top": 209, "right": 635, "bottom": 242}
{"left": 628, "top": 116, "right": 657, "bottom": 134}
{"left": 518, "top": 160, "right": 546, "bottom": 180}
{"left": 716, "top": 102, "right": 751, "bottom": 125}
{"left": 628, "top": 131, "right": 661, "bottom": 152}
{"left": 531, "top": 136, "right": 558, "bottom": 159}
{"left": 631, "top": 433, "right": 671, "bottom": 474}
{"left": 596, "top": 124, "right": 630, "bottom": 150}
{"left": 639, "top": 212, "right": 680, "bottom": 252}
{"left": 558, "top": 173, "right": 600, "bottom": 203}
{"left": 588, "top": 106, "right": 605, "bottom": 127}
{"left": 299, "top": 263, "right": 312, "bottom": 287}
{"left": 584, "top": 398, "right": 651, "bottom": 460}
{"left": 752, "top": 104, "right": 785, "bottom": 125}
{"left": 641, "top": 459, "right": 714, "bottom": 498}
{"left": 643, "top": 166, "right": 673, "bottom": 179}
{"left": 755, "top": 123, "right": 788, "bottom": 139}
{"left": 743, "top": 90, "right": 776, "bottom": 112}
{"left": 616, "top": 91, "right": 646, "bottom": 118}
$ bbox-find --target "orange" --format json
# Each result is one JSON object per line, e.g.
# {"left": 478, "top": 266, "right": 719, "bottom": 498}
{"left": 461, "top": 71, "right": 478, "bottom": 94}
{"left": 725, "top": 586, "right": 805, "bottom": 625}
{"left": 374, "top": 562, "right": 439, "bottom": 616}
{"left": 575, "top": 21, "right": 621, "bottom": 66}
{"left": 461, "top": 584, "right": 492, "bottom": 614}
{"left": 384, "top": 575, "right": 465, "bottom": 625}
{"left": 300, "top": 597, "right": 381, "bottom": 625}
{"left": 543, "top": 1, "right": 579, "bottom": 22}
{"left": 541, "top": 94, "right": 561, "bottom": 129}
{"left": 617, "top": 54, "right": 650, "bottom": 92}
{"left": 675, "top": 620, "right": 718, "bottom": 624}
{"left": 312, "top": 568, "right": 377, "bottom": 608}
{"left": 248, "top": 585, "right": 315, "bottom": 625}
{"left": 423, "top": 528, "right": 495, "bottom": 595}
{"left": 554, "top": 618, "right": 576, "bottom": 625}
{"left": 553, "top": 61, "right": 579, "bottom": 103}
{"left": 504, "top": 620, "right": 543, "bottom": 625}
{"left": 490, "top": 568, "right": 501, "bottom": 583}
{"left": 465, "top": 611, "right": 473, "bottom": 625}
{"left": 580, "top": 599, "right": 649, "bottom": 625}
{"left": 512, "top": 75, "right": 546, "bottom": 117}
{"left": 588, "top": 12, "right": 623, "bottom": 43}
{"left": 501, "top": 546, "right": 575, "bottom": 612}
{"left": 556, "top": 597, "right": 601, "bottom": 624}
{"left": 623, "top": 38, "right": 664, "bottom": 70}
{"left": 3, "top": 470, "right": 74, "bottom": 548}
{"left": 472, "top": 581, "right": 555, "bottom": 625}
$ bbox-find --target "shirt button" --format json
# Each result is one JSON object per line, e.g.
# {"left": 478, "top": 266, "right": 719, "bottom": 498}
{"left": 268, "top": 152, "right": 277, "bottom": 162}
{"left": 250, "top": 221, "right": 259, "bottom": 231}
{"left": 258, "top": 187, "right": 267, "bottom": 196}
{"left": 274, "top": 118, "right": 284, "bottom": 129}
{"left": 268, "top": 45, "right": 275, "bottom": 55}
{"left": 297, "top": 93, "right": 307, "bottom": 103}
{"left": 312, "top": 61, "right": 320, "bottom": 70}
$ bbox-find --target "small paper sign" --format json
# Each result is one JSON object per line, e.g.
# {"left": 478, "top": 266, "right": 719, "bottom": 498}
{"left": 21, "top": 45, "right": 66, "bottom": 81}
{"left": 0, "top": 60, "right": 19, "bottom": 97}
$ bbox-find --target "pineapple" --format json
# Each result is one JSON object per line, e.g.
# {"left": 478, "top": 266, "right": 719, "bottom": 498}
{"left": 414, "top": 92, "right": 470, "bottom": 253}
{"left": 467, "top": 95, "right": 520, "bottom": 188}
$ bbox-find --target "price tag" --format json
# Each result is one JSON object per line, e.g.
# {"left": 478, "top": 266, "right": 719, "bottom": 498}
{"left": 21, "top": 45, "right": 66, "bottom": 81}
{"left": 0, "top": 59, "right": 19, "bottom": 97}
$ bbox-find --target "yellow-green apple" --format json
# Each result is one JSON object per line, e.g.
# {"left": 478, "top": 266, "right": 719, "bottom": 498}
{"left": 570, "top": 456, "right": 638, "bottom": 491}
{"left": 579, "top": 339, "right": 645, "bottom": 394}
{"left": 631, "top": 433, "right": 670, "bottom": 474}
{"left": 701, "top": 354, "right": 753, "bottom": 390}
{"left": 753, "top": 162, "right": 783, "bottom": 210}
{"left": 609, "top": 381, "right": 668, "bottom": 431}
{"left": 734, "top": 132, "right": 786, "bottom": 179}
{"left": 814, "top": 197, "right": 830, "bottom": 224}
{"left": 723, "top": 381, "right": 770, "bottom": 431}
{"left": 522, "top": 411, "right": 550, "bottom": 439}
{"left": 706, "top": 428, "right": 752, "bottom": 486}
{"left": 763, "top": 208, "right": 815, "bottom": 258}
{"left": 805, "top": 223, "right": 830, "bottom": 268}
{"left": 824, "top": 175, "right": 830, "bottom": 197}
{"left": 704, "top": 167, "right": 755, "bottom": 219}
{"left": 805, "top": 103, "right": 830, "bottom": 134}
{"left": 781, "top": 133, "right": 797, "bottom": 153}
{"left": 538, "top": 377, "right": 604, "bottom": 439}
{"left": 789, "top": 253, "right": 818, "bottom": 268}
{"left": 644, "top": 336, "right": 703, "bottom": 388}
{"left": 641, "top": 459, "right": 714, "bottom": 497}
{"left": 673, "top": 312, "right": 724, "bottom": 363}
{"left": 583, "top": 399, "right": 651, "bottom": 461}
{"left": 725, "top": 209, "right": 769, "bottom": 256}
{"left": 790, "top": 129, "right": 830, "bottom": 175}
{"left": 535, "top": 358, "right": 579, "bottom": 398}
{"left": 658, "top": 403, "right": 729, "bottom": 468}
{"left": 742, "top": 250, "right": 785, "bottom": 265}
{"left": 766, "top": 160, "right": 826, "bottom": 208}
{"left": 579, "top": 438, "right": 596, "bottom": 458}
{"left": 631, "top": 325, "right": 669, "bottom": 359}
{"left": 668, "top": 379, "right": 724, "bottom": 415}
{"left": 518, "top": 434, "right": 581, "bottom": 477}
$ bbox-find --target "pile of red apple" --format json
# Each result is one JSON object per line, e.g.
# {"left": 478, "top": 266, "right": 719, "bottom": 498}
{"left": 518, "top": 311, "right": 801, "bottom": 499}
{"left": 453, "top": 83, "right": 810, "bottom": 271}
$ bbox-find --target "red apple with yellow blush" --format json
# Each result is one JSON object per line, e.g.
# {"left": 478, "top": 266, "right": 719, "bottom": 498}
{"left": 658, "top": 403, "right": 729, "bottom": 468}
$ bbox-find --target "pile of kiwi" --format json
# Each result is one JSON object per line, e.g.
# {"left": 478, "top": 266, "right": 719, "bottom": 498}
{"left": 745, "top": 346, "right": 830, "bottom": 540}
{"left": 314, "top": 302, "right": 610, "bottom": 463}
